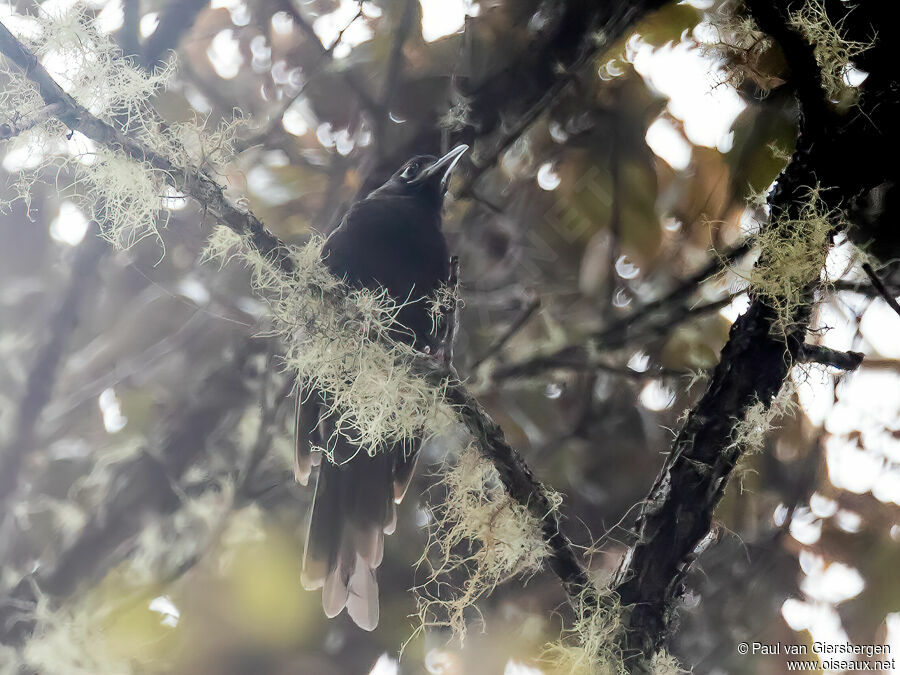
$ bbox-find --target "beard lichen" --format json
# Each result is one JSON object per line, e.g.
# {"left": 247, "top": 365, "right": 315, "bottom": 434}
{"left": 540, "top": 586, "right": 625, "bottom": 675}
{"left": 201, "top": 227, "right": 455, "bottom": 457}
{"left": 735, "top": 186, "right": 841, "bottom": 337}
{"left": 649, "top": 650, "right": 688, "bottom": 675}
{"left": 730, "top": 378, "right": 797, "bottom": 456}
{"left": 0, "top": 644, "right": 17, "bottom": 675}
{"left": 540, "top": 589, "right": 686, "bottom": 674}
{"left": 20, "top": 581, "right": 175, "bottom": 675}
{"left": 0, "top": 9, "right": 241, "bottom": 250}
{"left": 702, "top": 1, "right": 781, "bottom": 92}
{"left": 411, "top": 444, "right": 551, "bottom": 645}
{"left": 17, "top": 501, "right": 268, "bottom": 674}
{"left": 788, "top": 0, "right": 876, "bottom": 102}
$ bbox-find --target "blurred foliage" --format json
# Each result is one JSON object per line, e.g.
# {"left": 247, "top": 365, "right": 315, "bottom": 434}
{"left": 0, "top": 0, "right": 898, "bottom": 673}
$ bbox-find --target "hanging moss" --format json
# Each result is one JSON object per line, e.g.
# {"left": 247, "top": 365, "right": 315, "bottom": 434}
{"left": 411, "top": 444, "right": 552, "bottom": 644}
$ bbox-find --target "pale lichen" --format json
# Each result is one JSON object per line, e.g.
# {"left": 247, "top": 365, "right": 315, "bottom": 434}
{"left": 731, "top": 379, "right": 797, "bottom": 455}
{"left": 733, "top": 187, "right": 841, "bottom": 336}
{"left": 788, "top": 0, "right": 876, "bottom": 101}
{"left": 541, "top": 586, "right": 625, "bottom": 675}
{"left": 0, "top": 644, "right": 19, "bottom": 675}
{"left": 650, "top": 650, "right": 688, "bottom": 675}
{"left": 21, "top": 582, "right": 175, "bottom": 675}
{"left": 439, "top": 92, "right": 473, "bottom": 133}
{"left": 0, "top": 9, "right": 241, "bottom": 250}
{"left": 412, "top": 444, "right": 551, "bottom": 644}
{"left": 202, "top": 227, "right": 456, "bottom": 457}
{"left": 428, "top": 280, "right": 461, "bottom": 337}
{"left": 701, "top": 1, "right": 780, "bottom": 91}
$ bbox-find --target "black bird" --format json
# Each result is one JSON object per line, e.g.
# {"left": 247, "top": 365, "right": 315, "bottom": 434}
{"left": 295, "top": 145, "right": 468, "bottom": 630}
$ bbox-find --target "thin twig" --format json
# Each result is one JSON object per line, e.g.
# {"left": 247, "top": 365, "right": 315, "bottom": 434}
{"left": 437, "top": 256, "right": 462, "bottom": 368}
{"left": 0, "top": 102, "right": 65, "bottom": 140}
{"left": 469, "top": 293, "right": 540, "bottom": 372}
{"left": 239, "top": 370, "right": 295, "bottom": 496}
{"left": 0, "top": 20, "right": 594, "bottom": 624}
{"left": 493, "top": 295, "right": 735, "bottom": 381}
{"left": 797, "top": 344, "right": 864, "bottom": 371}
{"left": 278, "top": 0, "right": 384, "bottom": 121}
{"left": 592, "top": 241, "right": 752, "bottom": 343}
{"left": 0, "top": 228, "right": 107, "bottom": 519}
{"left": 237, "top": 3, "right": 371, "bottom": 153}
{"left": 862, "top": 262, "right": 900, "bottom": 319}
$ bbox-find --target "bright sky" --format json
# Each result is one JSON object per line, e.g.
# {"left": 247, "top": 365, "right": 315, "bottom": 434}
{"left": 419, "top": 0, "right": 479, "bottom": 42}
{"left": 630, "top": 33, "right": 747, "bottom": 169}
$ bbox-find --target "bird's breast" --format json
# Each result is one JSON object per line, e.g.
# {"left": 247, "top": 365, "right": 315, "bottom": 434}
{"left": 323, "top": 207, "right": 450, "bottom": 348}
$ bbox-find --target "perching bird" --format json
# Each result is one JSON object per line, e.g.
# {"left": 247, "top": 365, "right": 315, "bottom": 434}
{"left": 295, "top": 145, "right": 468, "bottom": 630}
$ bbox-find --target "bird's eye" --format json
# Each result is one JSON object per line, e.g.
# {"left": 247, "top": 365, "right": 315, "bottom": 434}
{"left": 400, "top": 163, "right": 420, "bottom": 180}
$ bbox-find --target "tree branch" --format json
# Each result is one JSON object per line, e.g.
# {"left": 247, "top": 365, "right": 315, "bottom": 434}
{"left": 0, "top": 228, "right": 107, "bottom": 520}
{"left": 492, "top": 295, "right": 735, "bottom": 381}
{"left": 468, "top": 292, "right": 540, "bottom": 372}
{"left": 0, "top": 338, "right": 263, "bottom": 645}
{"left": 0, "top": 102, "right": 65, "bottom": 140}
{"left": 443, "top": 379, "right": 598, "bottom": 610}
{"left": 0, "top": 8, "right": 219, "bottom": 521}
{"left": 0, "top": 19, "right": 595, "bottom": 627}
{"left": 0, "top": 19, "right": 295, "bottom": 275}
{"left": 861, "top": 262, "right": 900, "bottom": 320}
{"left": 610, "top": 0, "right": 896, "bottom": 666}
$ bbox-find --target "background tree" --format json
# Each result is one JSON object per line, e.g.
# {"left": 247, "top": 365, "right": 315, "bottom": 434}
{"left": 0, "top": 0, "right": 897, "bottom": 673}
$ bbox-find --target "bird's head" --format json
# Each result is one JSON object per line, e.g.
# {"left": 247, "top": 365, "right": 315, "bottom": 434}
{"left": 369, "top": 144, "right": 468, "bottom": 205}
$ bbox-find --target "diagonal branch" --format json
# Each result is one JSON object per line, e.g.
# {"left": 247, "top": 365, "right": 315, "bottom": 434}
{"left": 0, "top": 227, "right": 107, "bottom": 519}
{"left": 0, "top": 20, "right": 295, "bottom": 275}
{"left": 0, "top": 18, "right": 595, "bottom": 627}
{"left": 609, "top": 0, "right": 894, "bottom": 667}
{"left": 862, "top": 262, "right": 900, "bottom": 320}
{"left": 487, "top": 243, "right": 752, "bottom": 380}
{"left": 0, "top": 338, "right": 262, "bottom": 645}
{"left": 0, "top": 102, "right": 65, "bottom": 140}
{"left": 277, "top": 0, "right": 385, "bottom": 122}
{"left": 444, "top": 379, "right": 598, "bottom": 608}
{"left": 468, "top": 293, "right": 540, "bottom": 373}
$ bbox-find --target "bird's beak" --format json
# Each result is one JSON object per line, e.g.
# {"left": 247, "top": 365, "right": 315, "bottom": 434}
{"left": 418, "top": 144, "right": 469, "bottom": 192}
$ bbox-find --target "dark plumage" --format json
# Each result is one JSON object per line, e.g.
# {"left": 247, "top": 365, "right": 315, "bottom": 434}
{"left": 295, "top": 145, "right": 467, "bottom": 630}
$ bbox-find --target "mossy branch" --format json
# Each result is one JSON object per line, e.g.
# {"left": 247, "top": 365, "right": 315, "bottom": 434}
{"left": 0, "top": 227, "right": 107, "bottom": 519}
{"left": 0, "top": 339, "right": 263, "bottom": 646}
{"left": 610, "top": 0, "right": 894, "bottom": 668}
{"left": 442, "top": 379, "right": 598, "bottom": 608}
{"left": 0, "top": 101, "right": 65, "bottom": 140}
{"left": 0, "top": 18, "right": 596, "bottom": 635}
{"left": 0, "top": 19, "right": 294, "bottom": 276}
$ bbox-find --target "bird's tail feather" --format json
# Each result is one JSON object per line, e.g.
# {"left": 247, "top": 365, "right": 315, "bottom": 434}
{"left": 296, "top": 386, "right": 418, "bottom": 631}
